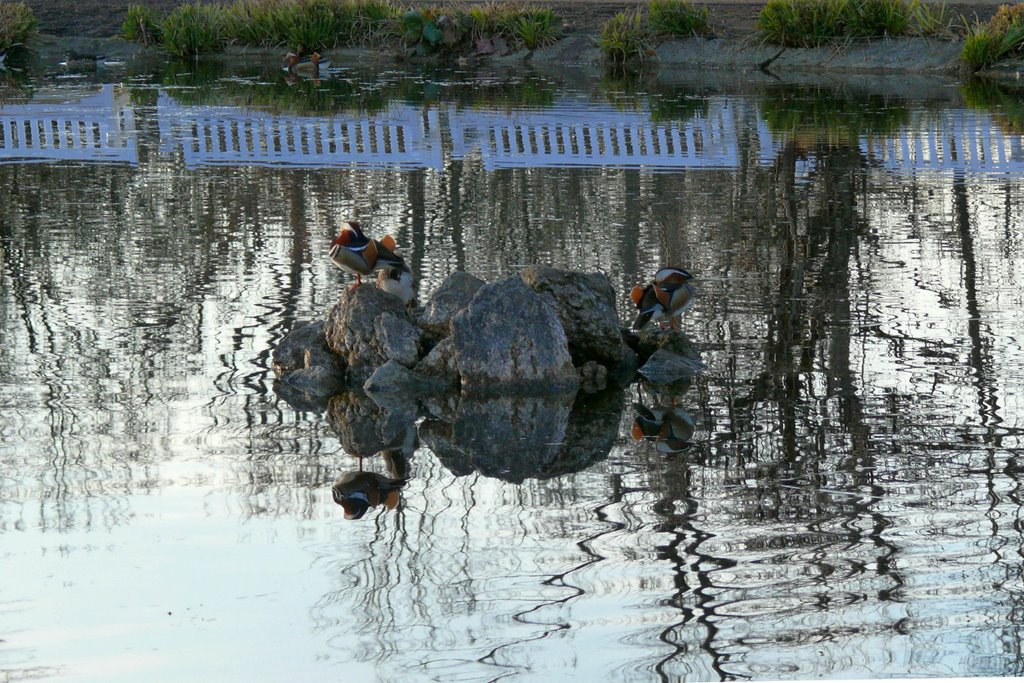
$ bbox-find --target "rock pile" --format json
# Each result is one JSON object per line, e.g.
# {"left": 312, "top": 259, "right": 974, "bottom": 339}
{"left": 272, "top": 265, "right": 702, "bottom": 405}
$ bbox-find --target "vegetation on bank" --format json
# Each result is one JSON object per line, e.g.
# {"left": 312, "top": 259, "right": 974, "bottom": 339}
{"left": 120, "top": 0, "right": 562, "bottom": 58}
{"left": 962, "top": 3, "right": 1024, "bottom": 69}
{"left": 756, "top": 0, "right": 960, "bottom": 47}
{"left": 0, "top": 1, "right": 37, "bottom": 52}
{"left": 82, "top": 0, "right": 1024, "bottom": 72}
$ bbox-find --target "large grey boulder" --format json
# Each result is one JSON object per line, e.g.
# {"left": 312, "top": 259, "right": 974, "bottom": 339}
{"left": 272, "top": 320, "right": 346, "bottom": 407}
{"left": 363, "top": 360, "right": 450, "bottom": 398}
{"left": 414, "top": 336, "right": 460, "bottom": 389}
{"left": 451, "top": 276, "right": 579, "bottom": 395}
{"left": 374, "top": 312, "right": 421, "bottom": 368}
{"left": 417, "top": 271, "right": 486, "bottom": 340}
{"left": 272, "top": 319, "right": 340, "bottom": 375}
{"left": 325, "top": 286, "right": 422, "bottom": 383}
{"left": 521, "top": 265, "right": 625, "bottom": 368}
{"left": 630, "top": 328, "right": 701, "bottom": 362}
{"left": 633, "top": 330, "right": 704, "bottom": 386}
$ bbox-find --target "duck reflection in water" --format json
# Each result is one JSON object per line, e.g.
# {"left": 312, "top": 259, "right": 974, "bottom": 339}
{"left": 631, "top": 402, "right": 696, "bottom": 456}
{"left": 332, "top": 469, "right": 409, "bottom": 520}
{"left": 332, "top": 446, "right": 411, "bottom": 520}
{"left": 328, "top": 389, "right": 417, "bottom": 520}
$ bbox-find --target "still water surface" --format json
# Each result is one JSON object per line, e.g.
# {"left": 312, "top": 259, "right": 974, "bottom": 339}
{"left": 1, "top": 58, "right": 1023, "bottom": 681}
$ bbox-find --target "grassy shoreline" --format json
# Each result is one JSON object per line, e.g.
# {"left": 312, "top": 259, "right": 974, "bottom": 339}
{"left": 6, "top": 0, "right": 1024, "bottom": 73}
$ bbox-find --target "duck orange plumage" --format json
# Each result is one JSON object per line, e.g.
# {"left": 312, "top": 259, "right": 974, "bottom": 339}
{"left": 630, "top": 267, "right": 696, "bottom": 330}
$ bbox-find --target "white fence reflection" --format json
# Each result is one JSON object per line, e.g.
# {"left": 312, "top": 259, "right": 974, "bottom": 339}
{"left": 157, "top": 93, "right": 443, "bottom": 169}
{"left": 861, "top": 110, "right": 1024, "bottom": 175}
{"left": 155, "top": 95, "right": 778, "bottom": 171}
{"left": 0, "top": 84, "right": 136, "bottom": 164}
{"left": 5, "top": 87, "right": 1024, "bottom": 176}
{"left": 448, "top": 101, "right": 777, "bottom": 170}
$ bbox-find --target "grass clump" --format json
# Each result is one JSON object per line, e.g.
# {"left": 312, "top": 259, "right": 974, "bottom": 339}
{"left": 599, "top": 10, "right": 653, "bottom": 63}
{"left": 846, "top": 0, "right": 909, "bottom": 36}
{"left": 907, "top": 0, "right": 960, "bottom": 37}
{"left": 962, "top": 21, "right": 1024, "bottom": 69}
{"left": 961, "top": 3, "right": 1024, "bottom": 70}
{"left": 0, "top": 1, "right": 37, "bottom": 51}
{"left": 122, "top": 4, "right": 162, "bottom": 45}
{"left": 501, "top": 6, "right": 560, "bottom": 49}
{"left": 285, "top": 0, "right": 352, "bottom": 52}
{"left": 759, "top": 0, "right": 964, "bottom": 45}
{"left": 989, "top": 2, "right": 1024, "bottom": 33}
{"left": 648, "top": 0, "right": 709, "bottom": 37}
{"left": 464, "top": 3, "right": 561, "bottom": 50}
{"left": 222, "top": 0, "right": 294, "bottom": 47}
{"left": 124, "top": 0, "right": 556, "bottom": 56}
{"left": 757, "top": 0, "right": 849, "bottom": 47}
{"left": 352, "top": 0, "right": 400, "bottom": 44}
{"left": 161, "top": 3, "right": 226, "bottom": 56}
{"left": 398, "top": 3, "right": 560, "bottom": 55}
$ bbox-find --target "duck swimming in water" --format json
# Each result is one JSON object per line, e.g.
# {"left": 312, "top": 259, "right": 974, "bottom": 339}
{"left": 283, "top": 51, "right": 330, "bottom": 74}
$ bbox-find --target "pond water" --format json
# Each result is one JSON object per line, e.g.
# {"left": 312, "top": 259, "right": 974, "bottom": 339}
{"left": 1, "top": 56, "right": 1023, "bottom": 682}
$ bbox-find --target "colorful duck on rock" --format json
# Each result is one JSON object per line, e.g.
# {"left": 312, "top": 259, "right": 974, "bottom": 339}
{"left": 329, "top": 220, "right": 415, "bottom": 302}
{"left": 630, "top": 267, "right": 696, "bottom": 331}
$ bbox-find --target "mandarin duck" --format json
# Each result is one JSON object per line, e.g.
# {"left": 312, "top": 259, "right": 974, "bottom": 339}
{"left": 631, "top": 403, "right": 696, "bottom": 455}
{"left": 329, "top": 220, "right": 412, "bottom": 289}
{"left": 331, "top": 471, "right": 409, "bottom": 520}
{"left": 630, "top": 267, "right": 696, "bottom": 331}
{"left": 283, "top": 51, "right": 330, "bottom": 74}
{"left": 375, "top": 267, "right": 416, "bottom": 305}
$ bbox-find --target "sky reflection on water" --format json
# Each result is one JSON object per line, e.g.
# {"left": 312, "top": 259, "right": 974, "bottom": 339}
{"left": 0, "top": 61, "right": 1023, "bottom": 681}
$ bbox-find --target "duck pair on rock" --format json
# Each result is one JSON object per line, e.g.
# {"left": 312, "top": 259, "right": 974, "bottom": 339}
{"left": 630, "top": 267, "right": 696, "bottom": 331}
{"left": 329, "top": 220, "right": 415, "bottom": 304}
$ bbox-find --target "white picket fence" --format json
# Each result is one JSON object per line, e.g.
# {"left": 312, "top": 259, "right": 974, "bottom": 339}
{"left": 0, "top": 84, "right": 136, "bottom": 164}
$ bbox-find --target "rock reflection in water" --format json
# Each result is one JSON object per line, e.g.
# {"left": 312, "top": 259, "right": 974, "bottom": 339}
{"left": 325, "top": 390, "right": 418, "bottom": 460}
{"left": 420, "top": 388, "right": 623, "bottom": 483}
